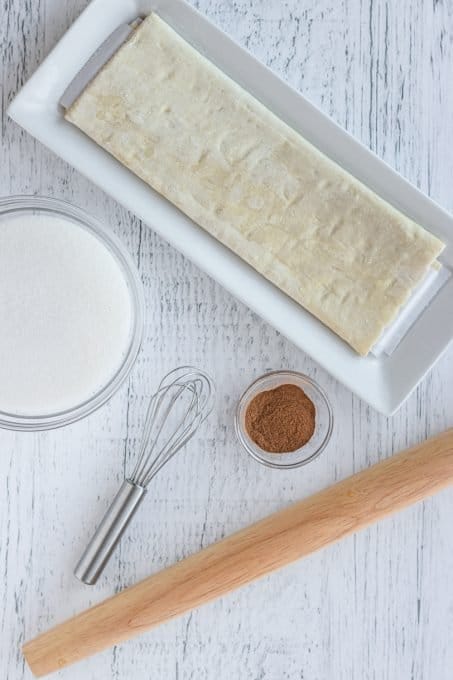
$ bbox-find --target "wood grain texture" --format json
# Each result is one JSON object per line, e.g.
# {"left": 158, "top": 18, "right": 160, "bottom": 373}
{"left": 1, "top": 1, "right": 453, "bottom": 679}
{"left": 23, "top": 430, "right": 453, "bottom": 676}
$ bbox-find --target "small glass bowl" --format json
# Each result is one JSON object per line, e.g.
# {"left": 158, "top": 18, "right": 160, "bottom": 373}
{"left": 0, "top": 195, "right": 145, "bottom": 431}
{"left": 235, "top": 370, "right": 333, "bottom": 469}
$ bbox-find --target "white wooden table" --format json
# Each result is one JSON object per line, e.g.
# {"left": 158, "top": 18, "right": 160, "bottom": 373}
{"left": 2, "top": 1, "right": 453, "bottom": 678}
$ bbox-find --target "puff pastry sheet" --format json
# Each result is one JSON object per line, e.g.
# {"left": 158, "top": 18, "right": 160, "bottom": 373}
{"left": 65, "top": 13, "right": 444, "bottom": 355}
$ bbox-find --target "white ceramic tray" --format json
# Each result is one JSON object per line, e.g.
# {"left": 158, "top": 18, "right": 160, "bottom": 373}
{"left": 8, "top": 0, "right": 453, "bottom": 415}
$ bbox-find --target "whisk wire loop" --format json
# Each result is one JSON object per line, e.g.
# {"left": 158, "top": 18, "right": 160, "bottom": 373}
{"left": 131, "top": 368, "right": 214, "bottom": 487}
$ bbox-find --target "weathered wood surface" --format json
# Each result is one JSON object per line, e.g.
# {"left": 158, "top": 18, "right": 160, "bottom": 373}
{"left": 1, "top": 1, "right": 453, "bottom": 679}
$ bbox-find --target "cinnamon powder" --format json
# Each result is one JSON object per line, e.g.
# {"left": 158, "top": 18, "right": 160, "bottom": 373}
{"left": 245, "top": 383, "right": 316, "bottom": 453}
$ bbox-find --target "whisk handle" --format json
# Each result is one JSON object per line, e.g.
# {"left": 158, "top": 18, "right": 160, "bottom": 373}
{"left": 74, "top": 479, "right": 146, "bottom": 586}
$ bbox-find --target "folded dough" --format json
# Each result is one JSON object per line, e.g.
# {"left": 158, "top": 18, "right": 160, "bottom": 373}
{"left": 65, "top": 13, "right": 444, "bottom": 355}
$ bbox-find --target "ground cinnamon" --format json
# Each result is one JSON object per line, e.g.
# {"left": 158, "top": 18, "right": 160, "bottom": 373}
{"left": 245, "top": 383, "right": 316, "bottom": 453}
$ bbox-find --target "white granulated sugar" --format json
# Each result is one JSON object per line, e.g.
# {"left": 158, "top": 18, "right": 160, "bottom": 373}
{"left": 0, "top": 213, "right": 133, "bottom": 415}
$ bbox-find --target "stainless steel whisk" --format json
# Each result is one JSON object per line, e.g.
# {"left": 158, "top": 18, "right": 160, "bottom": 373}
{"left": 75, "top": 366, "right": 215, "bottom": 585}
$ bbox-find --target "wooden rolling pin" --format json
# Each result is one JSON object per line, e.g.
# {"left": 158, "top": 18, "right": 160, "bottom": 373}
{"left": 24, "top": 429, "right": 453, "bottom": 676}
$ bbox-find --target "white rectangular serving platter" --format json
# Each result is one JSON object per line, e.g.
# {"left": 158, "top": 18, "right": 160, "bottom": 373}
{"left": 8, "top": 0, "right": 453, "bottom": 415}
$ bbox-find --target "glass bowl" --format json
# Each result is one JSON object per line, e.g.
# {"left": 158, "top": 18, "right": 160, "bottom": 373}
{"left": 0, "top": 195, "right": 144, "bottom": 431}
{"left": 235, "top": 370, "right": 333, "bottom": 469}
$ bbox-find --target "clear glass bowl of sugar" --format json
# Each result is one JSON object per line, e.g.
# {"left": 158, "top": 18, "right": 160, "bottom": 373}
{"left": 0, "top": 196, "right": 144, "bottom": 431}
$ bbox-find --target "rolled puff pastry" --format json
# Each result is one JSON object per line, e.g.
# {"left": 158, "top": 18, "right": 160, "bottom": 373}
{"left": 65, "top": 14, "right": 445, "bottom": 355}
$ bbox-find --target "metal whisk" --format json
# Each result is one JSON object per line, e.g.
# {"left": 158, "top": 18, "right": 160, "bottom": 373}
{"left": 75, "top": 366, "right": 215, "bottom": 585}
